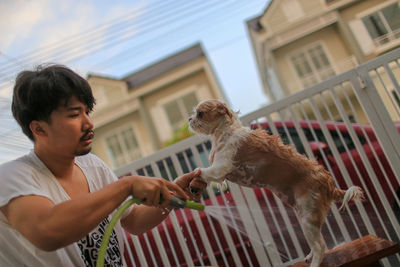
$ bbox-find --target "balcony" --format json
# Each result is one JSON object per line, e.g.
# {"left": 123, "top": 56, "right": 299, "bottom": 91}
{"left": 288, "top": 55, "right": 359, "bottom": 92}
{"left": 374, "top": 28, "right": 400, "bottom": 55}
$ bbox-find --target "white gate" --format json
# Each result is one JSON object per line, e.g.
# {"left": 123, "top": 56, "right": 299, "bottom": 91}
{"left": 115, "top": 48, "right": 400, "bottom": 267}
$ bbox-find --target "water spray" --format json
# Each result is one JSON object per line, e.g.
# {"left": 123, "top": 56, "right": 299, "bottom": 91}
{"left": 96, "top": 195, "right": 204, "bottom": 267}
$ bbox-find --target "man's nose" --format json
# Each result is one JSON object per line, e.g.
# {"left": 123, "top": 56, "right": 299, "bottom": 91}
{"left": 83, "top": 113, "right": 94, "bottom": 130}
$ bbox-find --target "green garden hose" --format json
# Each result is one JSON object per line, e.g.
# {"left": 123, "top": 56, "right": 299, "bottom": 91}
{"left": 96, "top": 196, "right": 204, "bottom": 267}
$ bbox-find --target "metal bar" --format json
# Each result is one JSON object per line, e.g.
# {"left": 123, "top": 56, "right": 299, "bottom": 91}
{"left": 339, "top": 83, "right": 400, "bottom": 212}
{"left": 157, "top": 154, "right": 194, "bottom": 265}
{"left": 349, "top": 73, "right": 400, "bottom": 238}
{"left": 327, "top": 83, "right": 400, "bottom": 267}
{"left": 228, "top": 184, "right": 273, "bottom": 266}
{"left": 357, "top": 60, "right": 400, "bottom": 163}
{"left": 131, "top": 234, "right": 148, "bottom": 267}
{"left": 241, "top": 187, "right": 285, "bottom": 265}
{"left": 149, "top": 162, "right": 172, "bottom": 267}
{"left": 264, "top": 113, "right": 301, "bottom": 260}
{"left": 375, "top": 66, "right": 400, "bottom": 118}
{"left": 318, "top": 91, "right": 361, "bottom": 242}
{"left": 191, "top": 145, "right": 226, "bottom": 266}
{"left": 298, "top": 99, "right": 365, "bottom": 242}
{"left": 122, "top": 232, "right": 137, "bottom": 267}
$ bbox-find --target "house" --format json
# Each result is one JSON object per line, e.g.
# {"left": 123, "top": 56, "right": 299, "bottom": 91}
{"left": 87, "top": 43, "right": 226, "bottom": 169}
{"left": 247, "top": 0, "right": 400, "bottom": 122}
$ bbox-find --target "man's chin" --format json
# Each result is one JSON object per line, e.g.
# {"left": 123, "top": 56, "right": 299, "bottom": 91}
{"left": 76, "top": 147, "right": 91, "bottom": 156}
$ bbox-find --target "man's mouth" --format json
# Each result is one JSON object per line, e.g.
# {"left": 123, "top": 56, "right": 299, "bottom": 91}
{"left": 80, "top": 130, "right": 94, "bottom": 142}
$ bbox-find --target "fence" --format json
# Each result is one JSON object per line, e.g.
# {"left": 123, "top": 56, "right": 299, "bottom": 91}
{"left": 115, "top": 47, "right": 400, "bottom": 267}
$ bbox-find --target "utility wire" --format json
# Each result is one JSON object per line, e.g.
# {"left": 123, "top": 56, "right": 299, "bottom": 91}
{"left": 0, "top": 51, "right": 25, "bottom": 68}
{"left": 0, "top": 0, "right": 265, "bottom": 87}
{"left": 0, "top": 0, "right": 266, "bottom": 150}
{"left": 0, "top": 0, "right": 222, "bottom": 82}
{"left": 91, "top": 0, "right": 263, "bottom": 71}
{"left": 0, "top": 0, "right": 177, "bottom": 72}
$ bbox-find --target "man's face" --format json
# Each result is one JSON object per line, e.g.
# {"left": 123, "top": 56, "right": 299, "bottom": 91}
{"left": 43, "top": 96, "right": 94, "bottom": 157}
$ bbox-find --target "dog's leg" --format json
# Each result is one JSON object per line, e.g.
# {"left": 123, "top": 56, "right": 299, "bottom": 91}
{"left": 296, "top": 194, "right": 327, "bottom": 267}
{"left": 300, "top": 216, "right": 325, "bottom": 267}
{"left": 199, "top": 160, "right": 232, "bottom": 183}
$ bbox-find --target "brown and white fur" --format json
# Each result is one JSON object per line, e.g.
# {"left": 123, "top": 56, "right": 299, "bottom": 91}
{"left": 188, "top": 99, "right": 364, "bottom": 267}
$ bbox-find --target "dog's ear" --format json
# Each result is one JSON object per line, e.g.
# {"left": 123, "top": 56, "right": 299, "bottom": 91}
{"left": 216, "top": 102, "right": 233, "bottom": 119}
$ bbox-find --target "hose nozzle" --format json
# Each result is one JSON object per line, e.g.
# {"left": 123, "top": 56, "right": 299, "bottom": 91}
{"left": 170, "top": 195, "right": 204, "bottom": 211}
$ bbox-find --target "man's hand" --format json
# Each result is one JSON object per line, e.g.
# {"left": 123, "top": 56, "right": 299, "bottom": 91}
{"left": 126, "top": 176, "right": 189, "bottom": 209}
{"left": 175, "top": 169, "right": 207, "bottom": 201}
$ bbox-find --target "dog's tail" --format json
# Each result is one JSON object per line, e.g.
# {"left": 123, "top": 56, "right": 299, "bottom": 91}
{"left": 333, "top": 186, "right": 364, "bottom": 211}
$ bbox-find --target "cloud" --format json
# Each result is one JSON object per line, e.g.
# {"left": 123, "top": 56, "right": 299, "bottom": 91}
{"left": 0, "top": 0, "right": 52, "bottom": 52}
{"left": 0, "top": 0, "right": 150, "bottom": 72}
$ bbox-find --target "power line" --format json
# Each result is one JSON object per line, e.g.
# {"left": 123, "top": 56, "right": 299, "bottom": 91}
{"left": 0, "top": 0, "right": 267, "bottom": 153}
{"left": 0, "top": 0, "right": 222, "bottom": 83}
{"left": 91, "top": 0, "right": 264, "bottom": 71}
{"left": 0, "top": 51, "right": 25, "bottom": 68}
{"left": 0, "top": 0, "right": 177, "bottom": 72}
{"left": 0, "top": 0, "right": 266, "bottom": 87}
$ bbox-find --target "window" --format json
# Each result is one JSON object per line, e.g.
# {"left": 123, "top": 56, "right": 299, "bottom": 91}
{"left": 362, "top": 3, "right": 400, "bottom": 46}
{"left": 290, "top": 44, "right": 335, "bottom": 88}
{"left": 163, "top": 92, "right": 198, "bottom": 131}
{"left": 106, "top": 127, "right": 142, "bottom": 168}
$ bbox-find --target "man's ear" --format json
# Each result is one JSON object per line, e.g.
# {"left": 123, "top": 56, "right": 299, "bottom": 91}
{"left": 216, "top": 103, "right": 233, "bottom": 119}
{"left": 29, "top": 121, "right": 47, "bottom": 138}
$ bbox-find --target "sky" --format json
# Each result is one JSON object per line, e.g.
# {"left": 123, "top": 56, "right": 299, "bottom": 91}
{"left": 0, "top": 0, "right": 270, "bottom": 163}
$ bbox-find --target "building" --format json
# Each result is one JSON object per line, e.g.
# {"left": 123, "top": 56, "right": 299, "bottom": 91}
{"left": 247, "top": 0, "right": 400, "bottom": 116}
{"left": 87, "top": 43, "right": 226, "bottom": 169}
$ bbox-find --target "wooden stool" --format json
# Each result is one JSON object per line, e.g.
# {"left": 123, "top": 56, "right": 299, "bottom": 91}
{"left": 291, "top": 235, "right": 400, "bottom": 267}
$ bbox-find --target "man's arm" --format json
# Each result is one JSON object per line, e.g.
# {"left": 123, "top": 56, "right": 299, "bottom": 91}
{"left": 1, "top": 175, "right": 186, "bottom": 251}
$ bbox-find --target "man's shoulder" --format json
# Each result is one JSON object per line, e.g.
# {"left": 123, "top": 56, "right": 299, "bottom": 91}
{"left": 0, "top": 153, "right": 35, "bottom": 172}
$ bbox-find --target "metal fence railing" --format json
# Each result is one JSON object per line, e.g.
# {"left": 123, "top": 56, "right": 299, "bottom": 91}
{"left": 115, "top": 47, "right": 400, "bottom": 267}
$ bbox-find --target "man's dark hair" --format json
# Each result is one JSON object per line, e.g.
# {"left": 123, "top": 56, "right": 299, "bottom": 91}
{"left": 12, "top": 64, "right": 96, "bottom": 141}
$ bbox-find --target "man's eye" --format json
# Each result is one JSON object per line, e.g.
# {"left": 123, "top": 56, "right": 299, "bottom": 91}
{"left": 69, "top": 114, "right": 79, "bottom": 117}
{"left": 197, "top": 111, "right": 204, "bottom": 118}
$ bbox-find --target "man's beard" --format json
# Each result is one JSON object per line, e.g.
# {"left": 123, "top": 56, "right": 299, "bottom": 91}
{"left": 75, "top": 146, "right": 92, "bottom": 156}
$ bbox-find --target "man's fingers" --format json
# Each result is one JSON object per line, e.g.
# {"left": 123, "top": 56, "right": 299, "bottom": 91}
{"left": 174, "top": 169, "right": 202, "bottom": 188}
{"left": 180, "top": 169, "right": 201, "bottom": 181}
{"left": 189, "top": 178, "right": 207, "bottom": 189}
{"left": 152, "top": 187, "right": 161, "bottom": 207}
{"left": 167, "top": 182, "right": 189, "bottom": 199}
{"left": 160, "top": 186, "right": 171, "bottom": 208}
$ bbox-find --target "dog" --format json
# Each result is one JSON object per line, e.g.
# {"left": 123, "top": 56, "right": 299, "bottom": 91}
{"left": 188, "top": 99, "right": 364, "bottom": 267}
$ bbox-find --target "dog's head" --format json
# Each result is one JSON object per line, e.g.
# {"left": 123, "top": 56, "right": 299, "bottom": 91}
{"left": 189, "top": 99, "right": 235, "bottom": 135}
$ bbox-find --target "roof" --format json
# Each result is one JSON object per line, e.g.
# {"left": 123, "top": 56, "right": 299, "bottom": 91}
{"left": 86, "top": 73, "right": 120, "bottom": 81}
{"left": 246, "top": 15, "right": 263, "bottom": 32}
{"left": 123, "top": 43, "right": 205, "bottom": 89}
{"left": 245, "top": 0, "right": 273, "bottom": 32}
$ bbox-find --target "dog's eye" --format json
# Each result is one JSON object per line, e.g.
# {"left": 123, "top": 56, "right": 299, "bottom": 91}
{"left": 197, "top": 111, "right": 204, "bottom": 118}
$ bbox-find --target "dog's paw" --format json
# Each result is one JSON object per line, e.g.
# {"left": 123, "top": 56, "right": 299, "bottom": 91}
{"left": 189, "top": 169, "right": 208, "bottom": 195}
{"left": 305, "top": 252, "right": 313, "bottom": 263}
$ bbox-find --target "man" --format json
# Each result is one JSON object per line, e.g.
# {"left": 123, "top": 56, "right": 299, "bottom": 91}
{"left": 0, "top": 65, "right": 206, "bottom": 266}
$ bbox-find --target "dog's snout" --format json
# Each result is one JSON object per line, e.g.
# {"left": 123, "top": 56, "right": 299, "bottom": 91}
{"left": 189, "top": 117, "right": 192, "bottom": 122}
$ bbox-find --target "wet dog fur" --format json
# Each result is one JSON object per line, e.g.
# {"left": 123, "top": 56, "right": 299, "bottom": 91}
{"left": 188, "top": 99, "right": 364, "bottom": 267}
